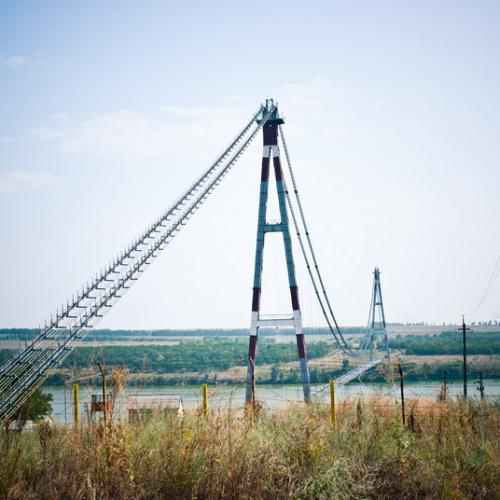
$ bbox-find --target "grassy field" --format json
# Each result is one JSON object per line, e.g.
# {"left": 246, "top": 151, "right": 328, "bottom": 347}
{"left": 1, "top": 397, "right": 498, "bottom": 499}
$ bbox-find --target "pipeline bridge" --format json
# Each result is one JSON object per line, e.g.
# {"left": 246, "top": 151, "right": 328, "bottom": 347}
{"left": 0, "top": 100, "right": 390, "bottom": 420}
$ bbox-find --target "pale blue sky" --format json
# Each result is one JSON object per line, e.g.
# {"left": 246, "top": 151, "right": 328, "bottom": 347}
{"left": 1, "top": 1, "right": 499, "bottom": 329}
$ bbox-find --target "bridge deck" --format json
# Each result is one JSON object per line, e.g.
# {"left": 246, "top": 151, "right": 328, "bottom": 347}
{"left": 336, "top": 359, "right": 383, "bottom": 384}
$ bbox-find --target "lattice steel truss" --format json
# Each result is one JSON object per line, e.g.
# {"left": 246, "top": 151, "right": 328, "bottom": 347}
{"left": 360, "top": 267, "right": 391, "bottom": 361}
{"left": 1, "top": 99, "right": 356, "bottom": 419}
{"left": 0, "top": 104, "right": 276, "bottom": 421}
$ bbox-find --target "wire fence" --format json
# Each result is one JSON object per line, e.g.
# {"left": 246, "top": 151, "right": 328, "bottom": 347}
{"left": 34, "top": 373, "right": 499, "bottom": 427}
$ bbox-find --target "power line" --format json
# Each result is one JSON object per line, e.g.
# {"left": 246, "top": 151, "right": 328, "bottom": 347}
{"left": 471, "top": 253, "right": 500, "bottom": 321}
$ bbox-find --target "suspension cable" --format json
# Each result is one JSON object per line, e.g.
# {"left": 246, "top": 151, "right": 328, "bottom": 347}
{"left": 279, "top": 125, "right": 352, "bottom": 353}
{"left": 283, "top": 181, "right": 349, "bottom": 353}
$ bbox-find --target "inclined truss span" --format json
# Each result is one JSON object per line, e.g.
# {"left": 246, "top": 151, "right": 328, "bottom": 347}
{"left": 0, "top": 104, "right": 275, "bottom": 421}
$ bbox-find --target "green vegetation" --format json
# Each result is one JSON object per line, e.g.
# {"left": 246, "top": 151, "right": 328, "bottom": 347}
{"left": 267, "top": 359, "right": 500, "bottom": 385}
{"left": 390, "top": 331, "right": 500, "bottom": 355}
{"left": 0, "top": 327, "right": 367, "bottom": 342}
{"left": 365, "top": 359, "right": 500, "bottom": 383}
{"left": 62, "top": 338, "right": 332, "bottom": 371}
{"left": 58, "top": 338, "right": 334, "bottom": 374}
{"left": 2, "top": 330, "right": 500, "bottom": 387}
{"left": 13, "top": 388, "right": 53, "bottom": 424}
{"left": 0, "top": 338, "right": 349, "bottom": 386}
{"left": 0, "top": 398, "right": 498, "bottom": 498}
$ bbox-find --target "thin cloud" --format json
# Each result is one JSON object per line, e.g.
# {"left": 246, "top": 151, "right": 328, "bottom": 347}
{"left": 6, "top": 56, "right": 26, "bottom": 67}
{"left": 31, "top": 127, "right": 69, "bottom": 141}
{"left": 0, "top": 169, "right": 59, "bottom": 193}
{"left": 31, "top": 106, "right": 247, "bottom": 160}
{"left": 28, "top": 80, "right": 371, "bottom": 167}
{"left": 279, "top": 78, "right": 362, "bottom": 107}
{"left": 30, "top": 82, "right": 363, "bottom": 162}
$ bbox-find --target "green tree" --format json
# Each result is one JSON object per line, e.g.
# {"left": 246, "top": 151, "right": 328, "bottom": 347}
{"left": 14, "top": 388, "right": 53, "bottom": 425}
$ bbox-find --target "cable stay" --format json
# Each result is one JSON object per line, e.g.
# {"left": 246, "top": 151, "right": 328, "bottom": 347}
{"left": 278, "top": 125, "right": 352, "bottom": 355}
{"left": 283, "top": 187, "right": 350, "bottom": 354}
{"left": 0, "top": 104, "right": 277, "bottom": 421}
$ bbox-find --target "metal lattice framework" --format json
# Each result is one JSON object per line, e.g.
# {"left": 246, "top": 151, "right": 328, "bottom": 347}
{"left": 245, "top": 102, "right": 313, "bottom": 403}
{"left": 360, "top": 267, "right": 391, "bottom": 360}
{"left": 0, "top": 104, "right": 275, "bottom": 420}
{"left": 0, "top": 99, "right": 361, "bottom": 419}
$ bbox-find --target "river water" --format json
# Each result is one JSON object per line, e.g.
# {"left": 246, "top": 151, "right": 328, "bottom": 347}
{"left": 44, "top": 380, "right": 500, "bottom": 424}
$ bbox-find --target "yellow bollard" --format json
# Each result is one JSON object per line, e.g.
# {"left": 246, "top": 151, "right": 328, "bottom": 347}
{"left": 329, "top": 380, "right": 336, "bottom": 428}
{"left": 202, "top": 383, "right": 209, "bottom": 418}
{"left": 73, "top": 383, "right": 80, "bottom": 429}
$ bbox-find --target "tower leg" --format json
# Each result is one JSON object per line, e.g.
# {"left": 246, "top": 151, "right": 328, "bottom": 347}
{"left": 245, "top": 331, "right": 258, "bottom": 402}
{"left": 296, "top": 331, "right": 311, "bottom": 402}
{"left": 245, "top": 145, "right": 270, "bottom": 403}
{"left": 273, "top": 148, "right": 311, "bottom": 402}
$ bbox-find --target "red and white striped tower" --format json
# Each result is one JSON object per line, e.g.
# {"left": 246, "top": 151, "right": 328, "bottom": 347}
{"left": 246, "top": 100, "right": 311, "bottom": 403}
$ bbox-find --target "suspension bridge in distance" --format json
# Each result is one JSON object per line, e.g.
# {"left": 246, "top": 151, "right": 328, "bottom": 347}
{"left": 0, "top": 99, "right": 390, "bottom": 420}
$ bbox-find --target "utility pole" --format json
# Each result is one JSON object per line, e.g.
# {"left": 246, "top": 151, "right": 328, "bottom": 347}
{"left": 457, "top": 316, "right": 471, "bottom": 398}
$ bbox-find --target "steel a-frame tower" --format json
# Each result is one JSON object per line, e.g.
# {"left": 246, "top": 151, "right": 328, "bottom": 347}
{"left": 245, "top": 100, "right": 311, "bottom": 403}
{"left": 360, "top": 267, "right": 390, "bottom": 361}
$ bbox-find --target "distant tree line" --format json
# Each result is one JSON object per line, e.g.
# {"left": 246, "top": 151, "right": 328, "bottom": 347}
{"left": 1, "top": 330, "right": 499, "bottom": 387}
{"left": 58, "top": 338, "right": 335, "bottom": 372}
{"left": 389, "top": 331, "right": 500, "bottom": 356}
{"left": 0, "top": 326, "right": 369, "bottom": 342}
{"left": 39, "top": 359, "right": 499, "bottom": 387}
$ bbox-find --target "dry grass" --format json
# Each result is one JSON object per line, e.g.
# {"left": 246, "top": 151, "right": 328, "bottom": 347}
{"left": 0, "top": 397, "right": 498, "bottom": 499}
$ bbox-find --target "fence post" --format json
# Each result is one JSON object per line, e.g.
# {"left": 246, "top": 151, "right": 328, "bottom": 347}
{"left": 73, "top": 383, "right": 79, "bottom": 429}
{"left": 477, "top": 372, "right": 485, "bottom": 401}
{"left": 356, "top": 399, "right": 363, "bottom": 428}
{"left": 97, "top": 362, "right": 107, "bottom": 425}
{"left": 202, "top": 383, "right": 209, "bottom": 418}
{"left": 398, "top": 364, "right": 405, "bottom": 426}
{"left": 329, "top": 379, "right": 336, "bottom": 428}
{"left": 64, "top": 382, "right": 68, "bottom": 424}
{"left": 441, "top": 370, "right": 448, "bottom": 402}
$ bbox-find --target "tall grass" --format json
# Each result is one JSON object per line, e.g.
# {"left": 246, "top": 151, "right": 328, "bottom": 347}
{"left": 0, "top": 397, "right": 498, "bottom": 499}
